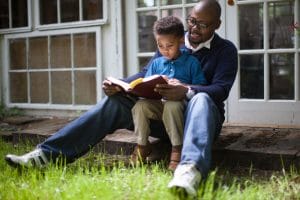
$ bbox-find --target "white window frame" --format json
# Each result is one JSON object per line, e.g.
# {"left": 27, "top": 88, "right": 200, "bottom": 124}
{"left": 3, "top": 27, "right": 102, "bottom": 110}
{"left": 35, "top": 0, "right": 108, "bottom": 31}
{"left": 0, "top": 0, "right": 32, "bottom": 34}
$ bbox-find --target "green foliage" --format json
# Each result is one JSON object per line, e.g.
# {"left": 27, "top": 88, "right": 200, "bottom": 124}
{"left": 0, "top": 103, "right": 23, "bottom": 119}
{"left": 0, "top": 139, "right": 299, "bottom": 200}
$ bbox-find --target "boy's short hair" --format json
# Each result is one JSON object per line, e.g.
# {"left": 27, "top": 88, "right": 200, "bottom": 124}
{"left": 153, "top": 16, "right": 184, "bottom": 38}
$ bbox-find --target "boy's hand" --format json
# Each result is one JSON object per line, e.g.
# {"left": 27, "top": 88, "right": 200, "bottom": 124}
{"left": 102, "top": 79, "right": 122, "bottom": 96}
{"left": 155, "top": 82, "right": 188, "bottom": 101}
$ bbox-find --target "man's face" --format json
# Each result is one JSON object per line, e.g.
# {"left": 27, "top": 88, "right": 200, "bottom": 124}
{"left": 187, "top": 6, "right": 220, "bottom": 46}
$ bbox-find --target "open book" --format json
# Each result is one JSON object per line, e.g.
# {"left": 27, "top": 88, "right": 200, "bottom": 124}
{"left": 107, "top": 75, "right": 168, "bottom": 99}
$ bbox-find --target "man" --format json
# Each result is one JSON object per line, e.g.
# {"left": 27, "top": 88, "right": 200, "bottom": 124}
{"left": 5, "top": 0, "right": 237, "bottom": 197}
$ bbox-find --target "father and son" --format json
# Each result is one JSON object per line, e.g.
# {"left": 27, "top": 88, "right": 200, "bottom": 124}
{"left": 5, "top": 0, "right": 237, "bottom": 197}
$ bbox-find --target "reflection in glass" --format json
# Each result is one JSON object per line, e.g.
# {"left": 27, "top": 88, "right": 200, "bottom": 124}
{"left": 40, "top": 0, "right": 57, "bottom": 25}
{"left": 239, "top": 4, "right": 263, "bottom": 50}
{"left": 50, "top": 35, "right": 71, "bottom": 68}
{"left": 138, "top": 12, "right": 157, "bottom": 52}
{"left": 11, "top": 0, "right": 28, "bottom": 27}
{"left": 240, "top": 54, "right": 264, "bottom": 99}
{"left": 10, "top": 39, "right": 26, "bottom": 70}
{"left": 61, "top": 0, "right": 79, "bottom": 22}
{"left": 138, "top": 57, "right": 152, "bottom": 72}
{"left": 0, "top": 0, "right": 9, "bottom": 28}
{"left": 51, "top": 71, "right": 72, "bottom": 104}
{"left": 137, "top": 0, "right": 156, "bottom": 7}
{"left": 161, "top": 9, "right": 182, "bottom": 21}
{"left": 83, "top": 0, "right": 103, "bottom": 20}
{"left": 269, "top": 54, "right": 294, "bottom": 100}
{"left": 161, "top": 0, "right": 181, "bottom": 6}
{"left": 269, "top": 1, "right": 294, "bottom": 49}
{"left": 30, "top": 72, "right": 49, "bottom": 103}
{"left": 75, "top": 71, "right": 96, "bottom": 104}
{"left": 186, "top": 0, "right": 199, "bottom": 3}
{"left": 29, "top": 37, "right": 48, "bottom": 69}
{"left": 10, "top": 72, "right": 28, "bottom": 103}
{"left": 74, "top": 33, "right": 96, "bottom": 67}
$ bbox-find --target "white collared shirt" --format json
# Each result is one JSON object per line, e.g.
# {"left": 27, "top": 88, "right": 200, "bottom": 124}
{"left": 184, "top": 33, "right": 214, "bottom": 52}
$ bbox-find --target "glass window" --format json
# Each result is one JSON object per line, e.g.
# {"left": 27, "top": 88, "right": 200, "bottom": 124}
{"left": 161, "top": 0, "right": 181, "bottom": 6}
{"left": 61, "top": 0, "right": 79, "bottom": 23}
{"left": 50, "top": 35, "right": 71, "bottom": 68}
{"left": 0, "top": 0, "right": 9, "bottom": 28}
{"left": 269, "top": 1, "right": 294, "bottom": 49}
{"left": 51, "top": 71, "right": 72, "bottom": 104}
{"left": 10, "top": 72, "right": 28, "bottom": 103}
{"left": 40, "top": 0, "right": 58, "bottom": 25}
{"left": 29, "top": 37, "right": 48, "bottom": 69}
{"left": 137, "top": 0, "right": 156, "bottom": 8}
{"left": 139, "top": 57, "right": 152, "bottom": 71}
{"left": 239, "top": 4, "right": 263, "bottom": 50}
{"left": 75, "top": 71, "right": 96, "bottom": 104}
{"left": 30, "top": 72, "right": 49, "bottom": 103}
{"left": 83, "top": 0, "right": 103, "bottom": 20}
{"left": 161, "top": 9, "right": 182, "bottom": 20}
{"left": 240, "top": 54, "right": 264, "bottom": 99}
{"left": 269, "top": 53, "right": 294, "bottom": 100}
{"left": 138, "top": 12, "right": 157, "bottom": 52}
{"left": 10, "top": 39, "right": 26, "bottom": 70}
{"left": 74, "top": 33, "right": 96, "bottom": 67}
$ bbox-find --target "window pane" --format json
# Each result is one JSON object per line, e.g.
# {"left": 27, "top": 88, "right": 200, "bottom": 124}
{"left": 239, "top": 4, "right": 263, "bottom": 50}
{"left": 186, "top": 0, "right": 199, "bottom": 3}
{"left": 50, "top": 35, "right": 71, "bottom": 68}
{"left": 74, "top": 33, "right": 96, "bottom": 67}
{"left": 83, "top": 0, "right": 103, "bottom": 20}
{"left": 29, "top": 37, "right": 48, "bottom": 69}
{"left": 0, "top": 0, "right": 9, "bottom": 28}
{"left": 10, "top": 72, "right": 28, "bottom": 103}
{"left": 138, "top": 12, "right": 157, "bottom": 52}
{"left": 51, "top": 71, "right": 72, "bottom": 104}
{"left": 61, "top": 0, "right": 79, "bottom": 23}
{"left": 269, "top": 1, "right": 294, "bottom": 49}
{"left": 10, "top": 39, "right": 26, "bottom": 70}
{"left": 161, "top": 9, "right": 182, "bottom": 20}
{"left": 30, "top": 72, "right": 49, "bottom": 103}
{"left": 240, "top": 54, "right": 264, "bottom": 99}
{"left": 161, "top": 0, "right": 181, "bottom": 6}
{"left": 74, "top": 71, "right": 96, "bottom": 104}
{"left": 11, "top": 0, "right": 28, "bottom": 27}
{"left": 137, "top": 0, "right": 156, "bottom": 7}
{"left": 269, "top": 54, "right": 294, "bottom": 100}
{"left": 139, "top": 57, "right": 152, "bottom": 72}
{"left": 40, "top": 0, "right": 57, "bottom": 25}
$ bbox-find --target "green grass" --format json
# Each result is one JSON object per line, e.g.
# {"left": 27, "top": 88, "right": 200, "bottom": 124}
{"left": 0, "top": 139, "right": 299, "bottom": 200}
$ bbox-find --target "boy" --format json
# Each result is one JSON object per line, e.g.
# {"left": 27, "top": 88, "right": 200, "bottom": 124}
{"left": 130, "top": 16, "right": 207, "bottom": 171}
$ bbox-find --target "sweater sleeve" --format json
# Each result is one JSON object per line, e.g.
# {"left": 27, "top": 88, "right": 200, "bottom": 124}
{"left": 191, "top": 45, "right": 238, "bottom": 103}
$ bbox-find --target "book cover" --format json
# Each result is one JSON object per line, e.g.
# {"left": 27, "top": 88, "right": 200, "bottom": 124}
{"left": 107, "top": 75, "right": 168, "bottom": 99}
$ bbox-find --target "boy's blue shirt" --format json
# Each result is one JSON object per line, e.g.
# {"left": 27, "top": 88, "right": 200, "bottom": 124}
{"left": 124, "top": 33, "right": 238, "bottom": 121}
{"left": 145, "top": 49, "right": 207, "bottom": 85}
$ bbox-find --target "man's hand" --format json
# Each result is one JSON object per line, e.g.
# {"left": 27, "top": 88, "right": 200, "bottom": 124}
{"left": 155, "top": 81, "right": 189, "bottom": 101}
{"left": 102, "top": 79, "right": 122, "bottom": 96}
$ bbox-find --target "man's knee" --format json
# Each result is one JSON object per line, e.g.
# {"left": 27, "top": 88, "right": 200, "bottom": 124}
{"left": 164, "top": 101, "right": 184, "bottom": 113}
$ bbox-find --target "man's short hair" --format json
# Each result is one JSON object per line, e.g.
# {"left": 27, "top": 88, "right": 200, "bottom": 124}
{"left": 153, "top": 16, "right": 184, "bottom": 38}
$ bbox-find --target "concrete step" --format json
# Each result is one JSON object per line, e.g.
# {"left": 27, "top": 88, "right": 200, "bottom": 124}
{"left": 1, "top": 116, "right": 300, "bottom": 171}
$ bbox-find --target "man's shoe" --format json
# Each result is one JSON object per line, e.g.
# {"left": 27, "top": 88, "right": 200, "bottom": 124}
{"left": 168, "top": 163, "right": 201, "bottom": 197}
{"left": 5, "top": 149, "right": 49, "bottom": 168}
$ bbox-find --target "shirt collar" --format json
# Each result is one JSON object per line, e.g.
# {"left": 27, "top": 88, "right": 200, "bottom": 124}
{"left": 184, "top": 33, "right": 214, "bottom": 52}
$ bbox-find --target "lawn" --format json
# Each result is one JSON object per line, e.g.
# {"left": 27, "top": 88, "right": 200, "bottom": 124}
{"left": 0, "top": 139, "right": 299, "bottom": 200}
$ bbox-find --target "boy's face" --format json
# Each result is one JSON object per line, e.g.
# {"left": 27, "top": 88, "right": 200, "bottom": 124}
{"left": 155, "top": 34, "right": 184, "bottom": 60}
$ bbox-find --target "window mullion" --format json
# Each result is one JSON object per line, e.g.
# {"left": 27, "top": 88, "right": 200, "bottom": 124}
{"left": 79, "top": 0, "right": 83, "bottom": 21}
{"left": 57, "top": 0, "right": 61, "bottom": 23}
{"left": 8, "top": 0, "right": 12, "bottom": 28}
{"left": 71, "top": 34, "right": 75, "bottom": 105}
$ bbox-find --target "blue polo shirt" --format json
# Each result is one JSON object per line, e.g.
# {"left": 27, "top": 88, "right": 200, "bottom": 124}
{"left": 145, "top": 50, "right": 207, "bottom": 85}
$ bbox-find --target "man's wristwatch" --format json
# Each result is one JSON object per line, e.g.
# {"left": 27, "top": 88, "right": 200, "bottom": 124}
{"left": 185, "top": 87, "right": 195, "bottom": 100}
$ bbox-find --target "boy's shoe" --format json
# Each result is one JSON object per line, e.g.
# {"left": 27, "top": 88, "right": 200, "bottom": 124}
{"left": 168, "top": 145, "right": 182, "bottom": 171}
{"left": 130, "top": 144, "right": 152, "bottom": 163}
{"left": 5, "top": 149, "right": 49, "bottom": 168}
{"left": 168, "top": 163, "right": 201, "bottom": 197}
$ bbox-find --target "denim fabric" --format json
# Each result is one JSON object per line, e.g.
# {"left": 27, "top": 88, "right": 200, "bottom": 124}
{"left": 39, "top": 94, "right": 168, "bottom": 163}
{"left": 180, "top": 93, "right": 222, "bottom": 178}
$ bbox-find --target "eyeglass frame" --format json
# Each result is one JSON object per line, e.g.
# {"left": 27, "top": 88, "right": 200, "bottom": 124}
{"left": 186, "top": 16, "right": 213, "bottom": 30}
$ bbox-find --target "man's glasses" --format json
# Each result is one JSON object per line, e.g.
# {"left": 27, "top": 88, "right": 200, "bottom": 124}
{"left": 186, "top": 17, "right": 211, "bottom": 29}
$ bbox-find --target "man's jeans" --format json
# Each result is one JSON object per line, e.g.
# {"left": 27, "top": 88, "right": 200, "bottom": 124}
{"left": 181, "top": 93, "right": 222, "bottom": 178}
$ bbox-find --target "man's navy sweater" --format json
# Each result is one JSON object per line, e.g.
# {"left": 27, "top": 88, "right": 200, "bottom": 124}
{"left": 125, "top": 33, "right": 238, "bottom": 122}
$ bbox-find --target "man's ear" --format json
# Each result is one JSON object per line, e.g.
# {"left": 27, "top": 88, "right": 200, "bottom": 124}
{"left": 215, "top": 19, "right": 221, "bottom": 30}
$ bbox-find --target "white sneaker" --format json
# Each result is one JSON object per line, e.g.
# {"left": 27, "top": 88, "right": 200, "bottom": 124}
{"left": 5, "top": 149, "right": 49, "bottom": 168}
{"left": 168, "top": 163, "right": 201, "bottom": 196}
